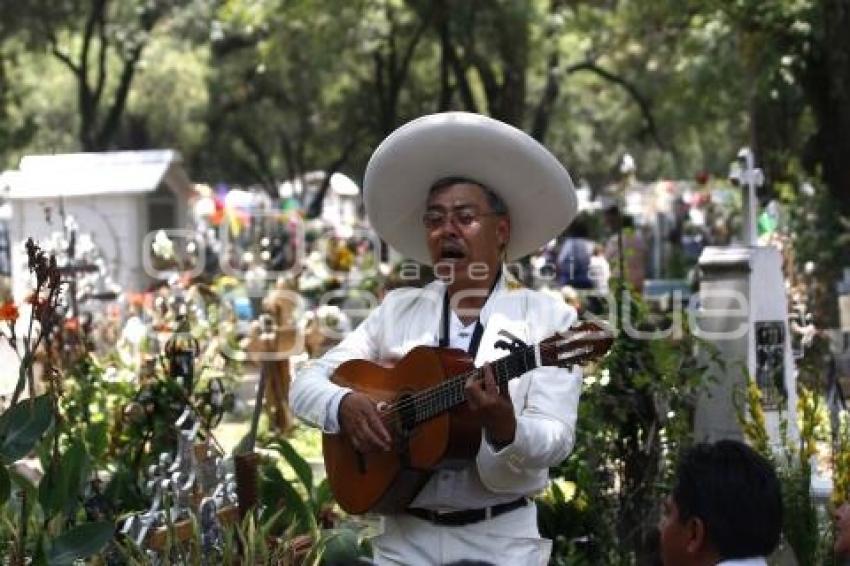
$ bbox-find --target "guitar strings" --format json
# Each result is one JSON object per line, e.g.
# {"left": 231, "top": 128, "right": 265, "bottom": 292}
{"left": 378, "top": 342, "right": 548, "bottom": 421}
{"left": 375, "top": 336, "right": 597, "bottom": 425}
{"left": 377, "top": 356, "right": 509, "bottom": 424}
{"left": 377, "top": 365, "right": 483, "bottom": 425}
{"left": 378, "top": 344, "right": 534, "bottom": 420}
{"left": 376, "top": 342, "right": 556, "bottom": 424}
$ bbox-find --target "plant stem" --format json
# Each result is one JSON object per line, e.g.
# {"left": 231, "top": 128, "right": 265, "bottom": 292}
{"left": 8, "top": 355, "right": 29, "bottom": 409}
{"left": 9, "top": 282, "right": 43, "bottom": 408}
{"left": 44, "top": 374, "right": 61, "bottom": 534}
{"left": 16, "top": 488, "right": 28, "bottom": 566}
{"left": 23, "top": 284, "right": 40, "bottom": 399}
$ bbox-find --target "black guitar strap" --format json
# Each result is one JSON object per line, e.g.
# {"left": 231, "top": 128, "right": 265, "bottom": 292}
{"left": 438, "top": 274, "right": 501, "bottom": 358}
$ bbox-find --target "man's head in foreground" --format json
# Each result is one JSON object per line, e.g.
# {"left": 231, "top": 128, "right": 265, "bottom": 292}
{"left": 659, "top": 439, "right": 782, "bottom": 566}
{"left": 424, "top": 177, "right": 510, "bottom": 291}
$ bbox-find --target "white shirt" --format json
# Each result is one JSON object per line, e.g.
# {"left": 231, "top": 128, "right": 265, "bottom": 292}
{"left": 289, "top": 274, "right": 583, "bottom": 511}
{"left": 410, "top": 311, "right": 516, "bottom": 511}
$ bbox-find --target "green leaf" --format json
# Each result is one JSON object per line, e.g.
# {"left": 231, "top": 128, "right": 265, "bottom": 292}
{"left": 319, "top": 528, "right": 362, "bottom": 564}
{"left": 38, "top": 435, "right": 88, "bottom": 518}
{"left": 0, "top": 395, "right": 54, "bottom": 463}
{"left": 32, "top": 533, "right": 49, "bottom": 566}
{"left": 551, "top": 481, "right": 566, "bottom": 505}
{"left": 47, "top": 521, "right": 114, "bottom": 565}
{"left": 259, "top": 462, "right": 316, "bottom": 536}
{"left": 313, "top": 477, "right": 333, "bottom": 510}
{"left": 265, "top": 438, "right": 314, "bottom": 494}
{"left": 8, "top": 466, "right": 36, "bottom": 498}
{"left": 0, "top": 465, "right": 9, "bottom": 505}
{"left": 259, "top": 461, "right": 286, "bottom": 507}
{"left": 84, "top": 421, "right": 108, "bottom": 463}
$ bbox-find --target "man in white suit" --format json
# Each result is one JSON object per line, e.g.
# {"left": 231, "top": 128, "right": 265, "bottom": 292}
{"left": 290, "top": 112, "right": 583, "bottom": 565}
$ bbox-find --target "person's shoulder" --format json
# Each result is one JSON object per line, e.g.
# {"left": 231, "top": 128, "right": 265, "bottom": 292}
{"left": 380, "top": 281, "right": 443, "bottom": 307}
{"left": 512, "top": 286, "right": 577, "bottom": 321}
{"left": 531, "top": 286, "right": 574, "bottom": 308}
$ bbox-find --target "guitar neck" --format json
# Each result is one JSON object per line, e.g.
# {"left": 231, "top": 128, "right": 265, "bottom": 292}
{"left": 408, "top": 345, "right": 538, "bottom": 426}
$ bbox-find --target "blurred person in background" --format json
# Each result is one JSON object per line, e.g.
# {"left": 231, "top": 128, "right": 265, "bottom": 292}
{"left": 555, "top": 215, "right": 595, "bottom": 290}
{"left": 603, "top": 206, "right": 647, "bottom": 294}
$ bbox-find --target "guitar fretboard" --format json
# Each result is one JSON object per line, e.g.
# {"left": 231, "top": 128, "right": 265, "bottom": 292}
{"left": 398, "top": 346, "right": 538, "bottom": 427}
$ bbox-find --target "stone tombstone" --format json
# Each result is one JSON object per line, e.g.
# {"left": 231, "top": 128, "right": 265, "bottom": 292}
{"left": 693, "top": 245, "right": 797, "bottom": 444}
{"left": 693, "top": 148, "right": 797, "bottom": 446}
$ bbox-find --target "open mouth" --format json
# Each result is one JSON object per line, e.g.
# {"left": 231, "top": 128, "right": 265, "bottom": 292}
{"left": 439, "top": 245, "right": 466, "bottom": 261}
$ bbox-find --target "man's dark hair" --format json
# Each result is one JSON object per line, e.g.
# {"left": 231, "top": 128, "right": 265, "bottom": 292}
{"left": 672, "top": 440, "right": 782, "bottom": 560}
{"left": 428, "top": 176, "right": 508, "bottom": 216}
{"left": 603, "top": 204, "right": 621, "bottom": 218}
{"left": 564, "top": 213, "right": 591, "bottom": 238}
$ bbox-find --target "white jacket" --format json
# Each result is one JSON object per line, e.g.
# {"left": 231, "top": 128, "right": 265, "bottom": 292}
{"left": 289, "top": 276, "right": 582, "bottom": 497}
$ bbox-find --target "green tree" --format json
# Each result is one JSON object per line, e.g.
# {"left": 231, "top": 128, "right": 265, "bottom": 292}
{"left": 714, "top": 0, "right": 850, "bottom": 212}
{"left": 0, "top": 0, "right": 204, "bottom": 151}
{"left": 203, "top": 0, "right": 433, "bottom": 192}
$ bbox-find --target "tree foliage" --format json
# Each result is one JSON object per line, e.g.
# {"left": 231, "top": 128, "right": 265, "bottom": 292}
{"left": 0, "top": 0, "right": 209, "bottom": 153}
{"left": 0, "top": 0, "right": 847, "bottom": 210}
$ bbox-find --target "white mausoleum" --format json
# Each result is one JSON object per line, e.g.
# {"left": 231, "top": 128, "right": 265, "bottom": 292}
{"left": 0, "top": 149, "right": 193, "bottom": 297}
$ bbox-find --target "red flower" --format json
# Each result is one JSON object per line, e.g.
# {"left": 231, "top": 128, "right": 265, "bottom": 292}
{"left": 0, "top": 301, "right": 18, "bottom": 322}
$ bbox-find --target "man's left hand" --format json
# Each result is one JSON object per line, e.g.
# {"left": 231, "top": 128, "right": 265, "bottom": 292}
{"left": 465, "top": 363, "right": 516, "bottom": 449}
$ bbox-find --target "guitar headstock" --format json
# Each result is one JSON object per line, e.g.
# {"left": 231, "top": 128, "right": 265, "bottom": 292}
{"left": 539, "top": 320, "right": 614, "bottom": 368}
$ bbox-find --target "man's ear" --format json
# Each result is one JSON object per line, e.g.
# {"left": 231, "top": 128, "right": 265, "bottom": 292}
{"left": 497, "top": 216, "right": 511, "bottom": 248}
{"left": 684, "top": 516, "right": 708, "bottom": 554}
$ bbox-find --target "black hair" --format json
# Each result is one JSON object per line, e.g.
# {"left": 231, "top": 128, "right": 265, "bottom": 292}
{"left": 428, "top": 176, "right": 508, "bottom": 216}
{"left": 564, "top": 213, "right": 591, "bottom": 238}
{"left": 604, "top": 204, "right": 620, "bottom": 217}
{"left": 672, "top": 440, "right": 782, "bottom": 560}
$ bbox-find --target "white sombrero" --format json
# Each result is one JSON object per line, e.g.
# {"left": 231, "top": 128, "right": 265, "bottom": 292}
{"left": 364, "top": 112, "right": 577, "bottom": 265}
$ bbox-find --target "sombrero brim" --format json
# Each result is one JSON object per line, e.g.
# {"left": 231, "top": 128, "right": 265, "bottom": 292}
{"left": 364, "top": 112, "right": 577, "bottom": 265}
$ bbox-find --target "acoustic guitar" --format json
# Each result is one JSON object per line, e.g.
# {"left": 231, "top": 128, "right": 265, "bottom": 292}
{"left": 322, "top": 321, "right": 613, "bottom": 514}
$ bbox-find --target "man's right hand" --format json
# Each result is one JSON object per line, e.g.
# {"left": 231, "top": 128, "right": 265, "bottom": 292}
{"left": 338, "top": 392, "right": 392, "bottom": 453}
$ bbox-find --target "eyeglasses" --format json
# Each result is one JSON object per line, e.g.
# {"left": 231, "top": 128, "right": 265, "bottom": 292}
{"left": 422, "top": 208, "right": 502, "bottom": 230}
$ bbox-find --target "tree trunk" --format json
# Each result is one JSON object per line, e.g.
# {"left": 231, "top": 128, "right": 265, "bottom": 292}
{"left": 803, "top": 0, "right": 850, "bottom": 216}
{"left": 436, "top": 1, "right": 453, "bottom": 111}
{"left": 306, "top": 137, "right": 359, "bottom": 219}
{"left": 530, "top": 51, "right": 560, "bottom": 143}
